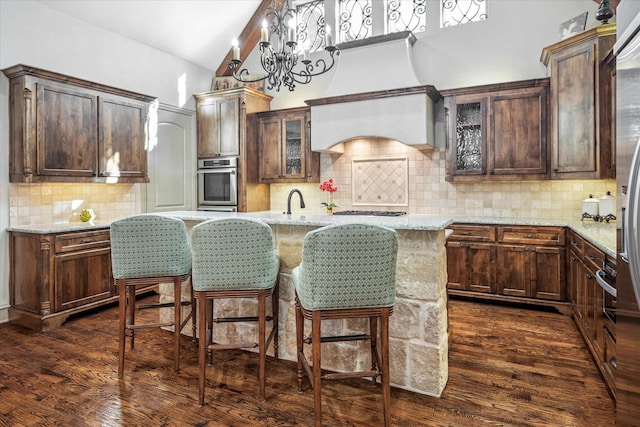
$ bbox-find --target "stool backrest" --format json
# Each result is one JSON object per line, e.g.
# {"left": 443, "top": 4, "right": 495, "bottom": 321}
{"left": 297, "top": 223, "right": 399, "bottom": 310}
{"left": 110, "top": 214, "right": 191, "bottom": 279}
{"left": 191, "top": 218, "right": 279, "bottom": 291}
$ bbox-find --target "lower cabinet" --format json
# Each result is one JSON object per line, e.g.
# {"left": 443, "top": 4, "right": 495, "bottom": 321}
{"left": 9, "top": 228, "right": 116, "bottom": 331}
{"left": 567, "top": 231, "right": 615, "bottom": 397}
{"left": 447, "top": 224, "right": 566, "bottom": 305}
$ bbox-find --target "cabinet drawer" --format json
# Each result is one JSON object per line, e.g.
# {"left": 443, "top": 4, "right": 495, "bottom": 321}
{"left": 447, "top": 225, "right": 496, "bottom": 242}
{"left": 569, "top": 231, "right": 585, "bottom": 256}
{"left": 55, "top": 229, "right": 111, "bottom": 253}
{"left": 583, "top": 240, "right": 605, "bottom": 272}
{"left": 497, "top": 226, "right": 565, "bottom": 246}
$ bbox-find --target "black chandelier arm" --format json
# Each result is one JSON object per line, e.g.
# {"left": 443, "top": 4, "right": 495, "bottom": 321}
{"left": 290, "top": 48, "right": 339, "bottom": 80}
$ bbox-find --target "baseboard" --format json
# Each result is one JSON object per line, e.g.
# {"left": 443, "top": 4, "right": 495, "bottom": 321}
{"left": 0, "top": 306, "right": 9, "bottom": 324}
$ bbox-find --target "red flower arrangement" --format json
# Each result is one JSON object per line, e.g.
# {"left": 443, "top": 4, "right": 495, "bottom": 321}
{"left": 319, "top": 178, "right": 338, "bottom": 210}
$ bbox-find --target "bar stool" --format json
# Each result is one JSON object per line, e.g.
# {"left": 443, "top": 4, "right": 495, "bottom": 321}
{"left": 110, "top": 214, "right": 195, "bottom": 378}
{"left": 292, "top": 223, "right": 399, "bottom": 427}
{"left": 190, "top": 218, "right": 279, "bottom": 405}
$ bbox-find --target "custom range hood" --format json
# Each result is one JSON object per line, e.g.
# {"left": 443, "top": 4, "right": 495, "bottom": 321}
{"left": 305, "top": 31, "right": 440, "bottom": 152}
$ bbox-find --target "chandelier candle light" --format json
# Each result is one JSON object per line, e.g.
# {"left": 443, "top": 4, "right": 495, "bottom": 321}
{"left": 320, "top": 178, "right": 338, "bottom": 213}
{"left": 229, "top": 0, "right": 339, "bottom": 92}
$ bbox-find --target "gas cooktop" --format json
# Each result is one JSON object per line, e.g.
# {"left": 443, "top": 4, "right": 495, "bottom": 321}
{"left": 332, "top": 210, "right": 407, "bottom": 217}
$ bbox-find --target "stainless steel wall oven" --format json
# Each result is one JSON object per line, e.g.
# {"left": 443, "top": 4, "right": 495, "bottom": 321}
{"left": 197, "top": 157, "right": 237, "bottom": 211}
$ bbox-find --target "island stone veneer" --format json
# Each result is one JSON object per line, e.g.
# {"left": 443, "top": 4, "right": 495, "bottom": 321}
{"left": 158, "top": 211, "right": 452, "bottom": 397}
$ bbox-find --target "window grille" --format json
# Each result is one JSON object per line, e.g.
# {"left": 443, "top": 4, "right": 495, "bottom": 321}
{"left": 440, "top": 0, "right": 487, "bottom": 28}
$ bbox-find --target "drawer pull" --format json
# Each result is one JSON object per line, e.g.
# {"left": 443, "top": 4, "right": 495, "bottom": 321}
{"left": 81, "top": 238, "right": 93, "bottom": 243}
{"left": 459, "top": 231, "right": 471, "bottom": 235}
{"left": 524, "top": 234, "right": 537, "bottom": 238}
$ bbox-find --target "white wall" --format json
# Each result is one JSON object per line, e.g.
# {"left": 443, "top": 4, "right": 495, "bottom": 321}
{"left": 0, "top": 0, "right": 215, "bottom": 108}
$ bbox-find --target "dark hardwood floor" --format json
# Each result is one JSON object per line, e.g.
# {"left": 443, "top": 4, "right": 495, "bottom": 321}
{"left": 0, "top": 295, "right": 614, "bottom": 426}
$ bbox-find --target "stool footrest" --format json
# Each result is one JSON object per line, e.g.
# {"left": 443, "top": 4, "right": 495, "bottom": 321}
{"left": 323, "top": 370, "right": 379, "bottom": 381}
{"left": 128, "top": 322, "right": 174, "bottom": 330}
{"left": 304, "top": 333, "right": 369, "bottom": 344}
{"left": 209, "top": 342, "right": 258, "bottom": 350}
{"left": 138, "top": 300, "right": 191, "bottom": 310}
{"left": 214, "top": 316, "right": 273, "bottom": 323}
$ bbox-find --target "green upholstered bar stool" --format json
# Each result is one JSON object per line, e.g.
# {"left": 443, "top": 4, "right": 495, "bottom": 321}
{"left": 190, "top": 218, "right": 280, "bottom": 405}
{"left": 292, "top": 223, "right": 399, "bottom": 427}
{"left": 110, "top": 214, "right": 195, "bottom": 378}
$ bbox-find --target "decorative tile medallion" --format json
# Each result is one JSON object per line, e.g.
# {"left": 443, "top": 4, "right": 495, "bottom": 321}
{"left": 352, "top": 157, "right": 408, "bottom": 206}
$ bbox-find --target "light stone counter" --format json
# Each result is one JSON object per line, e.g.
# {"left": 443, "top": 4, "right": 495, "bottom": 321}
{"left": 157, "top": 210, "right": 453, "bottom": 398}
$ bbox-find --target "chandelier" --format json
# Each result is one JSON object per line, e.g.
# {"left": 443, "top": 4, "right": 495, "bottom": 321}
{"left": 229, "top": 0, "right": 339, "bottom": 92}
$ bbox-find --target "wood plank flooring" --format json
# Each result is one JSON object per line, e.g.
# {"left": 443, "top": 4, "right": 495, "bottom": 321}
{"left": 0, "top": 295, "right": 614, "bottom": 426}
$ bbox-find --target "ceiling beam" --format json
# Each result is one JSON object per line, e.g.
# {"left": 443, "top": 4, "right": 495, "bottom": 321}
{"left": 216, "top": 0, "right": 283, "bottom": 77}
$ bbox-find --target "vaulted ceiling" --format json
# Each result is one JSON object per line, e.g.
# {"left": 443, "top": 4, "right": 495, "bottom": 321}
{"left": 35, "top": 0, "right": 269, "bottom": 72}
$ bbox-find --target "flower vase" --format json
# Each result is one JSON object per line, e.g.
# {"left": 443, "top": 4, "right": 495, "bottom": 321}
{"left": 326, "top": 207, "right": 333, "bottom": 214}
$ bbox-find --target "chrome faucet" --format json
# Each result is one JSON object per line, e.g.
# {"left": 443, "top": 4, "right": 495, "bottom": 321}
{"left": 286, "top": 189, "right": 306, "bottom": 215}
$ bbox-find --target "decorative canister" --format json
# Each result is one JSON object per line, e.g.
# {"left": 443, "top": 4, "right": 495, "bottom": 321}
{"left": 582, "top": 194, "right": 599, "bottom": 217}
{"left": 599, "top": 191, "right": 616, "bottom": 218}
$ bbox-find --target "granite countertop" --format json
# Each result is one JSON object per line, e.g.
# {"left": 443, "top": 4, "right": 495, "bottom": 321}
{"left": 7, "top": 211, "right": 617, "bottom": 257}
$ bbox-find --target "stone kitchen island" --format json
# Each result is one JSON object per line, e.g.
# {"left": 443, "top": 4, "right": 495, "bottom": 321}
{"left": 158, "top": 210, "right": 453, "bottom": 398}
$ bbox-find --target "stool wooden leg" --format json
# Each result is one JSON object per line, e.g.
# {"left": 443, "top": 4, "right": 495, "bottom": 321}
{"left": 295, "top": 299, "right": 304, "bottom": 393}
{"left": 312, "top": 310, "right": 322, "bottom": 427}
{"left": 381, "top": 308, "right": 391, "bottom": 427}
{"left": 197, "top": 293, "right": 207, "bottom": 406}
{"left": 207, "top": 299, "right": 214, "bottom": 366}
{"left": 191, "top": 282, "right": 197, "bottom": 344}
{"left": 258, "top": 290, "right": 266, "bottom": 401}
{"left": 370, "top": 316, "right": 378, "bottom": 385}
{"left": 173, "top": 277, "right": 181, "bottom": 372}
{"left": 272, "top": 283, "right": 280, "bottom": 361}
{"left": 117, "top": 279, "right": 126, "bottom": 378}
{"left": 127, "top": 285, "right": 136, "bottom": 349}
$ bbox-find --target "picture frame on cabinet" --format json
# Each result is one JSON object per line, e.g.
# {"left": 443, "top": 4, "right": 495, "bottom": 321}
{"left": 212, "top": 76, "right": 266, "bottom": 92}
{"left": 559, "top": 12, "right": 588, "bottom": 40}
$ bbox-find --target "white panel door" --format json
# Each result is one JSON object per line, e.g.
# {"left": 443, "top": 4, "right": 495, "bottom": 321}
{"left": 144, "top": 104, "right": 196, "bottom": 212}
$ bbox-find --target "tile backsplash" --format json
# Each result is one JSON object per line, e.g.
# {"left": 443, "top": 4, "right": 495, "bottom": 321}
{"left": 270, "top": 138, "right": 616, "bottom": 220}
{"left": 9, "top": 183, "right": 138, "bottom": 226}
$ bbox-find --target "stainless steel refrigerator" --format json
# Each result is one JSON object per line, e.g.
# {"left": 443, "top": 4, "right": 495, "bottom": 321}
{"left": 615, "top": 11, "right": 640, "bottom": 426}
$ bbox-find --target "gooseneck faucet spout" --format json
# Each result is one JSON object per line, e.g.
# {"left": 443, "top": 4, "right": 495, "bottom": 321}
{"left": 287, "top": 189, "right": 306, "bottom": 215}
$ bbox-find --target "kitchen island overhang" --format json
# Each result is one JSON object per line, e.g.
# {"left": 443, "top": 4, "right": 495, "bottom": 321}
{"left": 158, "top": 210, "right": 452, "bottom": 398}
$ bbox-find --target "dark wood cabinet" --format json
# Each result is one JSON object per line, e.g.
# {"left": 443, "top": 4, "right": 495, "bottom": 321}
{"left": 9, "top": 228, "right": 116, "bottom": 331}
{"left": 3, "top": 64, "right": 155, "bottom": 183}
{"left": 257, "top": 107, "right": 320, "bottom": 183}
{"left": 447, "top": 224, "right": 566, "bottom": 306}
{"left": 442, "top": 79, "right": 549, "bottom": 181}
{"left": 566, "top": 230, "right": 615, "bottom": 397}
{"left": 496, "top": 226, "right": 565, "bottom": 301}
{"left": 446, "top": 224, "right": 496, "bottom": 295}
{"left": 194, "top": 88, "right": 273, "bottom": 159}
{"left": 98, "top": 95, "right": 149, "bottom": 180}
{"left": 541, "top": 23, "right": 616, "bottom": 179}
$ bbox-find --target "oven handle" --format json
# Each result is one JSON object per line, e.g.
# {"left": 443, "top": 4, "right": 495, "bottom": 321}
{"left": 596, "top": 269, "right": 617, "bottom": 298}
{"left": 197, "top": 168, "right": 236, "bottom": 174}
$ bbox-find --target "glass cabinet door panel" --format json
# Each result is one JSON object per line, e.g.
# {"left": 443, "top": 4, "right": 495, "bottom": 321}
{"left": 284, "top": 119, "right": 303, "bottom": 176}
{"left": 455, "top": 102, "right": 484, "bottom": 173}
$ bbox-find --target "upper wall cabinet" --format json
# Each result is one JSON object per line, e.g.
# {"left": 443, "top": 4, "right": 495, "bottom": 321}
{"left": 541, "top": 23, "right": 616, "bottom": 180}
{"left": 256, "top": 107, "right": 320, "bottom": 183}
{"left": 442, "top": 78, "right": 550, "bottom": 182}
{"left": 194, "top": 87, "right": 272, "bottom": 159}
{"left": 3, "top": 65, "right": 156, "bottom": 183}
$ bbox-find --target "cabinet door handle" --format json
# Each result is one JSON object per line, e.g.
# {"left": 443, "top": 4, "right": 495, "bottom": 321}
{"left": 571, "top": 256, "right": 577, "bottom": 261}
